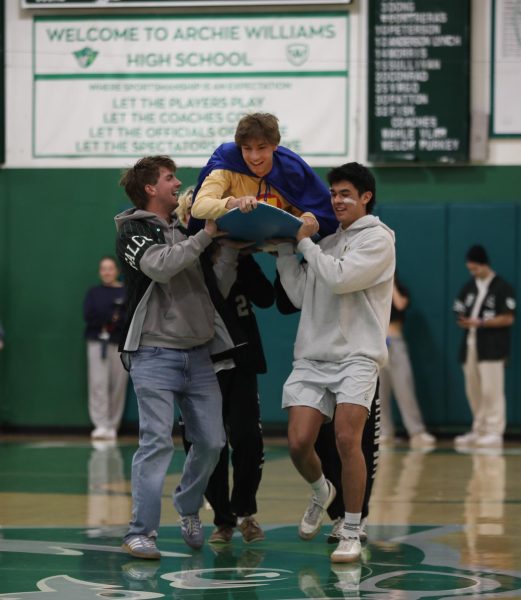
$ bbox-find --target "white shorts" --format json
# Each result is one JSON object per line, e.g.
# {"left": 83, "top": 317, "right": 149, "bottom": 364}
{"left": 282, "top": 357, "right": 378, "bottom": 421}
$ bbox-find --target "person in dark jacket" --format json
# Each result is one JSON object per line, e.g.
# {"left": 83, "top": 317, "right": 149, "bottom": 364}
{"left": 177, "top": 187, "right": 274, "bottom": 544}
{"left": 453, "top": 244, "right": 516, "bottom": 449}
{"left": 181, "top": 251, "right": 274, "bottom": 545}
{"left": 188, "top": 112, "right": 337, "bottom": 239}
{"left": 83, "top": 256, "right": 128, "bottom": 441}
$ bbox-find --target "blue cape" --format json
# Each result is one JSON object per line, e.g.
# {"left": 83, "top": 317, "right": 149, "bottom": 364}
{"left": 188, "top": 143, "right": 337, "bottom": 237}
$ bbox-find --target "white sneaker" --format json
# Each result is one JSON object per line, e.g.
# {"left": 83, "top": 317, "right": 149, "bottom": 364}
{"left": 328, "top": 516, "right": 368, "bottom": 544}
{"left": 91, "top": 427, "right": 108, "bottom": 440}
{"left": 475, "top": 434, "right": 503, "bottom": 448}
{"left": 409, "top": 432, "right": 436, "bottom": 448}
{"left": 327, "top": 517, "right": 344, "bottom": 544}
{"left": 454, "top": 432, "right": 479, "bottom": 446}
{"left": 104, "top": 428, "right": 117, "bottom": 440}
{"left": 299, "top": 479, "right": 336, "bottom": 540}
{"left": 331, "top": 537, "right": 362, "bottom": 563}
{"left": 91, "top": 427, "right": 116, "bottom": 440}
{"left": 359, "top": 517, "right": 368, "bottom": 543}
{"left": 331, "top": 563, "right": 362, "bottom": 593}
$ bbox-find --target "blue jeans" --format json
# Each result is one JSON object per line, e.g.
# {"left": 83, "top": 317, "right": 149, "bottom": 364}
{"left": 126, "top": 345, "right": 225, "bottom": 539}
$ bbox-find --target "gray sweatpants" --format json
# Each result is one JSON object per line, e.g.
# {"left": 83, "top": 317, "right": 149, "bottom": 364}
{"left": 87, "top": 340, "right": 128, "bottom": 431}
{"left": 379, "top": 333, "right": 427, "bottom": 438}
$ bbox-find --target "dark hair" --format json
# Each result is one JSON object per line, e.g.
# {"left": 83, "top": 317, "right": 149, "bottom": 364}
{"left": 327, "top": 162, "right": 376, "bottom": 214}
{"left": 99, "top": 255, "right": 118, "bottom": 268}
{"left": 234, "top": 113, "right": 281, "bottom": 146}
{"left": 119, "top": 155, "right": 176, "bottom": 209}
{"left": 466, "top": 244, "right": 489, "bottom": 265}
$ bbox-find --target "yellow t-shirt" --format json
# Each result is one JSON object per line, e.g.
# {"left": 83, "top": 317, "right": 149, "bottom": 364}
{"left": 190, "top": 169, "right": 315, "bottom": 222}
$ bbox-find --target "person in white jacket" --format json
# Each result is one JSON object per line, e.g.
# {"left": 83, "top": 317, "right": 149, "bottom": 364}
{"left": 275, "top": 162, "right": 395, "bottom": 564}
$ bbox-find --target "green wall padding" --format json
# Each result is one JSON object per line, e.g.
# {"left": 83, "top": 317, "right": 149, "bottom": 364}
{"left": 378, "top": 205, "right": 447, "bottom": 427}
{"left": 0, "top": 174, "right": 7, "bottom": 419}
{"left": 0, "top": 165, "right": 520, "bottom": 431}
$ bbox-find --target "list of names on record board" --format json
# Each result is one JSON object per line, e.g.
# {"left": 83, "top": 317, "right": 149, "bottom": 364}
{"left": 368, "top": 0, "right": 470, "bottom": 163}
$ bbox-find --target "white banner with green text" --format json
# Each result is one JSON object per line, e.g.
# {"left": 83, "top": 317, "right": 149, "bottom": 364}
{"left": 33, "top": 14, "right": 349, "bottom": 165}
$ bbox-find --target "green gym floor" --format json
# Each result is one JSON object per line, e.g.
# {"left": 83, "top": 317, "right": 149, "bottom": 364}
{"left": 1, "top": 436, "right": 521, "bottom": 599}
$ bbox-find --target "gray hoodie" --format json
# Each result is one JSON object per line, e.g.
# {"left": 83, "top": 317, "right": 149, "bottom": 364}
{"left": 115, "top": 208, "right": 237, "bottom": 351}
{"left": 276, "top": 215, "right": 396, "bottom": 366}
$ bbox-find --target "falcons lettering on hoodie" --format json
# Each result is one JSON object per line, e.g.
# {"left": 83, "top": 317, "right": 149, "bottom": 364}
{"left": 124, "top": 235, "right": 153, "bottom": 271}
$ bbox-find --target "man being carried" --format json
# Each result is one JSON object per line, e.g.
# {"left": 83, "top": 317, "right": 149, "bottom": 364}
{"left": 189, "top": 112, "right": 338, "bottom": 239}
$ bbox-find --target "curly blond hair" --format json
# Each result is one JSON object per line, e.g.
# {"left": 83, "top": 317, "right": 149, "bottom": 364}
{"left": 176, "top": 186, "right": 194, "bottom": 226}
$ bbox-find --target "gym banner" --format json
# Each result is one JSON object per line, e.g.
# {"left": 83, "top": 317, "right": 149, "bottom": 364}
{"left": 367, "top": 0, "right": 471, "bottom": 163}
{"left": 23, "top": 0, "right": 352, "bottom": 9}
{"left": 32, "top": 14, "right": 349, "bottom": 164}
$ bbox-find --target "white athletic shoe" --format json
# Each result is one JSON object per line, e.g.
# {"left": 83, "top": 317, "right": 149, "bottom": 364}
{"left": 299, "top": 480, "right": 336, "bottom": 540}
{"left": 328, "top": 516, "right": 368, "bottom": 544}
{"left": 327, "top": 517, "right": 344, "bottom": 544}
{"left": 331, "top": 537, "right": 362, "bottom": 563}
{"left": 91, "top": 427, "right": 116, "bottom": 440}
{"left": 410, "top": 432, "right": 436, "bottom": 449}
{"left": 454, "top": 431, "right": 479, "bottom": 446}
{"left": 475, "top": 434, "right": 503, "bottom": 448}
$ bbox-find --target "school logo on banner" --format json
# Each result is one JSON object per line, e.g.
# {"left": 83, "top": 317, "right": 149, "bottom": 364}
{"left": 286, "top": 44, "right": 309, "bottom": 66}
{"left": 73, "top": 47, "right": 98, "bottom": 68}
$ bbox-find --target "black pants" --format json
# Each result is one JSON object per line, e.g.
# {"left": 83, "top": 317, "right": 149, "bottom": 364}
{"left": 314, "top": 390, "right": 380, "bottom": 520}
{"left": 181, "top": 367, "right": 264, "bottom": 527}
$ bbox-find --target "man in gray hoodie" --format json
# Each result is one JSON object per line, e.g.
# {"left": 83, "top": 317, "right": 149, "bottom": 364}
{"left": 276, "top": 162, "right": 395, "bottom": 564}
{"left": 115, "top": 155, "right": 239, "bottom": 559}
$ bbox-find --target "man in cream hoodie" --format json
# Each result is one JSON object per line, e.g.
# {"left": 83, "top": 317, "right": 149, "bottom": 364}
{"left": 276, "top": 162, "right": 395, "bottom": 563}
